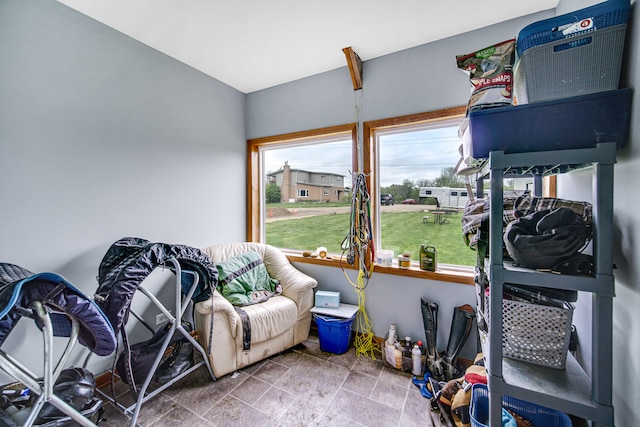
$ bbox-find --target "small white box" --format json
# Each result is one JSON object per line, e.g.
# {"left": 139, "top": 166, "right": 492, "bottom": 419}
{"left": 315, "top": 291, "right": 340, "bottom": 309}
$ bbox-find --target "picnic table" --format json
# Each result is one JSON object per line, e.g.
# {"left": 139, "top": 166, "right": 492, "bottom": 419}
{"left": 431, "top": 210, "right": 450, "bottom": 225}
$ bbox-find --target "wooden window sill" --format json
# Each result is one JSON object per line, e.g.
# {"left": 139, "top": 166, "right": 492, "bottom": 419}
{"left": 284, "top": 252, "right": 474, "bottom": 286}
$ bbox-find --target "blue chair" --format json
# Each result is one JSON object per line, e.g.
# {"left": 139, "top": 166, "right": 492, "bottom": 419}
{"left": 0, "top": 263, "right": 116, "bottom": 427}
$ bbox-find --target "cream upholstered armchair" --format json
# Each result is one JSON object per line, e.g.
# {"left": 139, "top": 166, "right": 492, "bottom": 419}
{"left": 194, "top": 242, "right": 317, "bottom": 378}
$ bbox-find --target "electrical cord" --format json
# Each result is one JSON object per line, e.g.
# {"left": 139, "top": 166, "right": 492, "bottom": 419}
{"left": 340, "top": 171, "right": 379, "bottom": 359}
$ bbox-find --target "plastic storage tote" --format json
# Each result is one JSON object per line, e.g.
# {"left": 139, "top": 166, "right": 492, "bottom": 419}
{"left": 516, "top": 0, "right": 630, "bottom": 55}
{"left": 314, "top": 313, "right": 355, "bottom": 354}
{"left": 469, "top": 88, "right": 632, "bottom": 159}
{"left": 470, "top": 384, "right": 572, "bottom": 427}
{"left": 513, "top": 0, "right": 630, "bottom": 103}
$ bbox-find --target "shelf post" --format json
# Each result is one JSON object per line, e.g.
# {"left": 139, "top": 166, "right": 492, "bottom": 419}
{"left": 488, "top": 150, "right": 506, "bottom": 427}
{"left": 590, "top": 142, "right": 616, "bottom": 426}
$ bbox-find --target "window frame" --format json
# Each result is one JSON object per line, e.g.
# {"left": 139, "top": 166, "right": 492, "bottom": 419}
{"left": 247, "top": 106, "right": 555, "bottom": 285}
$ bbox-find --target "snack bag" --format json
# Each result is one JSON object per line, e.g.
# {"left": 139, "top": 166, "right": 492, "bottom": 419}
{"left": 456, "top": 39, "right": 515, "bottom": 112}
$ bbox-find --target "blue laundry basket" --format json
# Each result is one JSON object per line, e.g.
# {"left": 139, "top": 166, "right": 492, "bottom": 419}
{"left": 470, "top": 384, "right": 572, "bottom": 427}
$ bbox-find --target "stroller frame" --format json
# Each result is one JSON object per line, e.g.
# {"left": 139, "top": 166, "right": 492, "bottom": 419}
{"left": 91, "top": 257, "right": 215, "bottom": 427}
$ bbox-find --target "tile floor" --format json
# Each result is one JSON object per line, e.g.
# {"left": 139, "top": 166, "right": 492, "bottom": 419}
{"left": 97, "top": 329, "right": 441, "bottom": 427}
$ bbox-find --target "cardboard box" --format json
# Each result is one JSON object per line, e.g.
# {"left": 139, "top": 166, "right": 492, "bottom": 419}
{"left": 315, "top": 291, "right": 340, "bottom": 309}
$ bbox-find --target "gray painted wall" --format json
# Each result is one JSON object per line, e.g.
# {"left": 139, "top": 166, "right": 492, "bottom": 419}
{"left": 0, "top": 0, "right": 247, "bottom": 270}
{"left": 555, "top": 1, "right": 640, "bottom": 426}
{"left": 247, "top": 1, "right": 640, "bottom": 425}
{"left": 558, "top": 0, "right": 640, "bottom": 426}
{"left": 245, "top": 12, "right": 554, "bottom": 138}
{"left": 0, "top": 0, "right": 246, "bottom": 372}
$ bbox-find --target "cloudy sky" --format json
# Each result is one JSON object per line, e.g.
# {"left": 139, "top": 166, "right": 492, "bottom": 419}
{"left": 263, "top": 124, "right": 461, "bottom": 188}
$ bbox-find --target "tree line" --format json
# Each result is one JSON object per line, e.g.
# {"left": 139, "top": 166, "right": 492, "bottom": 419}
{"left": 381, "top": 167, "right": 466, "bottom": 202}
{"left": 265, "top": 166, "right": 468, "bottom": 204}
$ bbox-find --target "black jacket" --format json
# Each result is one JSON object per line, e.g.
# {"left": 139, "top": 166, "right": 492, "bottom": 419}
{"left": 94, "top": 237, "right": 218, "bottom": 335}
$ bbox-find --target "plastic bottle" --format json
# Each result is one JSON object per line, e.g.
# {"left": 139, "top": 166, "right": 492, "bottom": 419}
{"left": 387, "top": 324, "right": 397, "bottom": 347}
{"left": 404, "top": 336, "right": 412, "bottom": 357}
{"left": 412, "top": 344, "right": 423, "bottom": 376}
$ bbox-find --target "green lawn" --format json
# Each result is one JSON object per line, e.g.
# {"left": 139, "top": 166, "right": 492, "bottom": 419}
{"left": 266, "top": 210, "right": 476, "bottom": 266}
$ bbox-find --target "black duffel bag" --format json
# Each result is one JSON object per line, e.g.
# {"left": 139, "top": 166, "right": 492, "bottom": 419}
{"left": 116, "top": 321, "right": 193, "bottom": 389}
{"left": 503, "top": 207, "right": 591, "bottom": 270}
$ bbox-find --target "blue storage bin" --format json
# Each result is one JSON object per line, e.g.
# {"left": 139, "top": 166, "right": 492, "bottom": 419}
{"left": 314, "top": 313, "right": 355, "bottom": 354}
{"left": 470, "top": 384, "right": 572, "bottom": 427}
{"left": 469, "top": 88, "right": 632, "bottom": 159}
{"left": 513, "top": 0, "right": 629, "bottom": 103}
{"left": 516, "top": 0, "right": 630, "bottom": 56}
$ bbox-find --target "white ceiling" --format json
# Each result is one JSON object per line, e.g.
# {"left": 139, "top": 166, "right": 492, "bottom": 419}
{"left": 57, "top": 0, "right": 559, "bottom": 94}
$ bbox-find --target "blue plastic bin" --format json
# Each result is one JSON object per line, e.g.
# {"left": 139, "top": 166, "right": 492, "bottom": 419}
{"left": 469, "top": 88, "right": 632, "bottom": 159}
{"left": 470, "top": 384, "right": 572, "bottom": 427}
{"left": 513, "top": 0, "right": 630, "bottom": 103}
{"left": 516, "top": 0, "right": 630, "bottom": 56}
{"left": 314, "top": 313, "right": 355, "bottom": 354}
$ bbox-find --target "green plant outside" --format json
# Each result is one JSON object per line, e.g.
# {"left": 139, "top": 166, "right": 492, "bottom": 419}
{"left": 265, "top": 209, "right": 476, "bottom": 267}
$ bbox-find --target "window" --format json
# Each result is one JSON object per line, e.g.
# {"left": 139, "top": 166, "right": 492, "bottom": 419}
{"left": 249, "top": 108, "right": 553, "bottom": 282}
{"left": 363, "top": 106, "right": 555, "bottom": 270}
{"left": 364, "top": 106, "right": 479, "bottom": 268}
{"left": 247, "top": 124, "right": 356, "bottom": 248}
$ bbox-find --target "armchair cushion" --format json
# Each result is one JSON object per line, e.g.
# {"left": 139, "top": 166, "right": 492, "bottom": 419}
{"left": 241, "top": 295, "right": 297, "bottom": 342}
{"left": 216, "top": 251, "right": 281, "bottom": 306}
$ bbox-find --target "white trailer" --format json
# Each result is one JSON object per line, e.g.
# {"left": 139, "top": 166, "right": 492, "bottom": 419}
{"left": 418, "top": 187, "right": 487, "bottom": 209}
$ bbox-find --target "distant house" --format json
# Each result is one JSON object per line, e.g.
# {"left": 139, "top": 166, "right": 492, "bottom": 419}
{"left": 267, "top": 161, "right": 346, "bottom": 203}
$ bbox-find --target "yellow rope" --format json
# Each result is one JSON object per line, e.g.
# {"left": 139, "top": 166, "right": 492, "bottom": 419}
{"left": 352, "top": 269, "right": 381, "bottom": 360}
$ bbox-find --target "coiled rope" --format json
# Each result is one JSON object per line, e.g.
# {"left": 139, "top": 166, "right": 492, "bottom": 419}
{"left": 341, "top": 172, "right": 379, "bottom": 359}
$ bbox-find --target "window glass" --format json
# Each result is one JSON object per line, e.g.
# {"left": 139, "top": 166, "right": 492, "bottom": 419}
{"left": 254, "top": 129, "right": 354, "bottom": 252}
{"left": 373, "top": 118, "right": 477, "bottom": 267}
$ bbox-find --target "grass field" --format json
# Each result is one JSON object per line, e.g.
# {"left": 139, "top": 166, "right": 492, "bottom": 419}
{"left": 265, "top": 210, "right": 476, "bottom": 267}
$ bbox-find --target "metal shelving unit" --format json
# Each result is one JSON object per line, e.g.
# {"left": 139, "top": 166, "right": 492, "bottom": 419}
{"left": 479, "top": 142, "right": 616, "bottom": 427}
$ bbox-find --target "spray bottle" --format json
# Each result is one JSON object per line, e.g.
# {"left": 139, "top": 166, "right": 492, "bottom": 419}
{"left": 412, "top": 343, "right": 423, "bottom": 376}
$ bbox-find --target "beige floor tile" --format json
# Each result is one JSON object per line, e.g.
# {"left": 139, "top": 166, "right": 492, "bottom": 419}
{"left": 341, "top": 370, "right": 377, "bottom": 397}
{"left": 370, "top": 379, "right": 408, "bottom": 411}
{"left": 202, "top": 395, "right": 273, "bottom": 427}
{"left": 230, "top": 375, "right": 271, "bottom": 405}
{"left": 330, "top": 388, "right": 401, "bottom": 427}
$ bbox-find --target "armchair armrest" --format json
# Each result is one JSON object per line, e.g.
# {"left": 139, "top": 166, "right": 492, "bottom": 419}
{"left": 263, "top": 246, "right": 317, "bottom": 312}
{"left": 195, "top": 290, "right": 241, "bottom": 339}
{"left": 274, "top": 263, "right": 317, "bottom": 299}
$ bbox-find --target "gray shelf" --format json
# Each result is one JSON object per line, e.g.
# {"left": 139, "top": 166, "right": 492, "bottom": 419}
{"left": 479, "top": 330, "right": 613, "bottom": 425}
{"left": 481, "top": 142, "right": 616, "bottom": 427}
{"left": 493, "top": 262, "right": 615, "bottom": 296}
